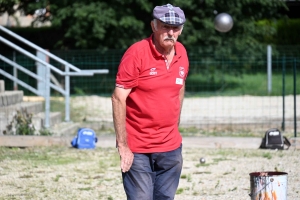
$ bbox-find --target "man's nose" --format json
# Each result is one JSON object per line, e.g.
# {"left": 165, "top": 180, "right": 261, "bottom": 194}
{"left": 167, "top": 29, "right": 174, "bottom": 35}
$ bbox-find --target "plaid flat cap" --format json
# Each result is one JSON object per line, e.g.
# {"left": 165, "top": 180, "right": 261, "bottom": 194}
{"left": 153, "top": 4, "right": 186, "bottom": 26}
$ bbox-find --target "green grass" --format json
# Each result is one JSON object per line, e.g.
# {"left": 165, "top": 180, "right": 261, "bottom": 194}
{"left": 0, "top": 146, "right": 119, "bottom": 172}
{"left": 0, "top": 146, "right": 123, "bottom": 199}
{"left": 0, "top": 146, "right": 81, "bottom": 166}
{"left": 176, "top": 188, "right": 184, "bottom": 194}
{"left": 179, "top": 127, "right": 271, "bottom": 137}
{"left": 180, "top": 128, "right": 296, "bottom": 139}
{"left": 186, "top": 72, "right": 300, "bottom": 96}
{"left": 262, "top": 152, "right": 273, "bottom": 159}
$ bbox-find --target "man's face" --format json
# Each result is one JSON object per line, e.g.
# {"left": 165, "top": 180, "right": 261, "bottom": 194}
{"left": 151, "top": 20, "right": 183, "bottom": 49}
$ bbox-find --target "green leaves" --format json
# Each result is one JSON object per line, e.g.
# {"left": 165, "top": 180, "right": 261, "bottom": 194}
{"left": 0, "top": 0, "right": 289, "bottom": 50}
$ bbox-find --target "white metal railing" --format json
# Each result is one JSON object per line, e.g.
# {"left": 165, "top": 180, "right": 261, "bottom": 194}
{"left": 0, "top": 25, "right": 109, "bottom": 128}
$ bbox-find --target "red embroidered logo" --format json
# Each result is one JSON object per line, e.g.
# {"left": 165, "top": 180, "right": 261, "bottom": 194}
{"left": 179, "top": 67, "right": 185, "bottom": 77}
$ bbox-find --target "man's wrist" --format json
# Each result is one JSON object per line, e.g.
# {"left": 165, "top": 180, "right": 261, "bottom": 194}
{"left": 116, "top": 141, "right": 128, "bottom": 148}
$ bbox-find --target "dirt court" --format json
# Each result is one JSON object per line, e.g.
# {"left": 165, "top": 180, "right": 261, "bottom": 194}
{"left": 0, "top": 142, "right": 299, "bottom": 200}
{"left": 2, "top": 95, "right": 296, "bottom": 199}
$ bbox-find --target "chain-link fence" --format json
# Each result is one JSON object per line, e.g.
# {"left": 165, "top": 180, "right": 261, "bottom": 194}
{"left": 0, "top": 45, "right": 299, "bottom": 134}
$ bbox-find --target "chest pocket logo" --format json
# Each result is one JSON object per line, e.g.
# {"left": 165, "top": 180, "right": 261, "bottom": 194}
{"left": 179, "top": 67, "right": 185, "bottom": 77}
{"left": 150, "top": 68, "right": 157, "bottom": 75}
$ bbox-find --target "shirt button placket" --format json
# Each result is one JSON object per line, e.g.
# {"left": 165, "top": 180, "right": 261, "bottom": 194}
{"left": 162, "top": 55, "right": 169, "bottom": 70}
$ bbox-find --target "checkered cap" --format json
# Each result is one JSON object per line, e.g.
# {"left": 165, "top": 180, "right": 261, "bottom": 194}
{"left": 153, "top": 4, "right": 186, "bottom": 26}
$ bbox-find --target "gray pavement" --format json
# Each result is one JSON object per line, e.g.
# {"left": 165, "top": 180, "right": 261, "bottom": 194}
{"left": 96, "top": 135, "right": 263, "bottom": 149}
{"left": 0, "top": 135, "right": 299, "bottom": 149}
{"left": 97, "top": 135, "right": 300, "bottom": 149}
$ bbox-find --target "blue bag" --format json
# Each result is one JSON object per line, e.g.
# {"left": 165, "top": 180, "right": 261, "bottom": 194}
{"left": 71, "top": 128, "right": 98, "bottom": 149}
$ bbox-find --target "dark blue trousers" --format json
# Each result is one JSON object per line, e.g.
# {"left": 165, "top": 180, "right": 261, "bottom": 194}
{"left": 122, "top": 144, "right": 183, "bottom": 200}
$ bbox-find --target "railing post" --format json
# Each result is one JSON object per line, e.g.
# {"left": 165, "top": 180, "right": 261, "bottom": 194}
{"left": 281, "top": 55, "right": 285, "bottom": 132}
{"left": 65, "top": 65, "right": 70, "bottom": 122}
{"left": 13, "top": 51, "right": 18, "bottom": 90}
{"left": 293, "top": 59, "right": 297, "bottom": 138}
{"left": 267, "top": 45, "right": 272, "bottom": 94}
{"left": 44, "top": 64, "right": 51, "bottom": 128}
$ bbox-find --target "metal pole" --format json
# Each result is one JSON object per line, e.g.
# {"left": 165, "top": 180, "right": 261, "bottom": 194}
{"left": 44, "top": 64, "right": 51, "bottom": 128}
{"left": 13, "top": 51, "right": 18, "bottom": 90}
{"left": 293, "top": 59, "right": 297, "bottom": 137}
{"left": 267, "top": 45, "right": 272, "bottom": 94}
{"left": 281, "top": 56, "right": 285, "bottom": 131}
{"left": 65, "top": 65, "right": 70, "bottom": 122}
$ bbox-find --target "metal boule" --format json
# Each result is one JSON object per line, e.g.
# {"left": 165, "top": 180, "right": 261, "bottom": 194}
{"left": 214, "top": 13, "right": 234, "bottom": 33}
{"left": 200, "top": 157, "right": 206, "bottom": 164}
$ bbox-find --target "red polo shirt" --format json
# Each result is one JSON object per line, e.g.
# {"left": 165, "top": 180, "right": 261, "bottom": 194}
{"left": 116, "top": 34, "right": 189, "bottom": 153}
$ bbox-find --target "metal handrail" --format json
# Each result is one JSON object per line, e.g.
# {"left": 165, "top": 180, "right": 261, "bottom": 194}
{"left": 0, "top": 25, "right": 81, "bottom": 72}
{"left": 0, "top": 55, "right": 66, "bottom": 95}
{"left": 0, "top": 37, "right": 108, "bottom": 76}
{"left": 0, "top": 68, "right": 42, "bottom": 96}
{"left": 0, "top": 25, "right": 109, "bottom": 128}
{"left": 0, "top": 26, "right": 108, "bottom": 75}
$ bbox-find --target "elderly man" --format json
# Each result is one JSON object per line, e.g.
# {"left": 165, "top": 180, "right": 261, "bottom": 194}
{"left": 111, "top": 3, "right": 189, "bottom": 200}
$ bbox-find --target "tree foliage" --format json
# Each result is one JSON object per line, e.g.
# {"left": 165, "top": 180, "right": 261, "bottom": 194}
{"left": 0, "top": 0, "right": 18, "bottom": 16}
{"left": 1, "top": 0, "right": 288, "bottom": 51}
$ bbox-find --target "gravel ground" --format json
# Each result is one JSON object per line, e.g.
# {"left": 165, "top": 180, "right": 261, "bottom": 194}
{"left": 176, "top": 147, "right": 299, "bottom": 200}
{"left": 6, "top": 95, "right": 297, "bottom": 199}
{"left": 0, "top": 145, "right": 299, "bottom": 200}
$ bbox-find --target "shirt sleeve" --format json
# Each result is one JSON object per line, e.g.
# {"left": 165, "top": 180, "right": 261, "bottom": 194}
{"left": 116, "top": 52, "right": 140, "bottom": 89}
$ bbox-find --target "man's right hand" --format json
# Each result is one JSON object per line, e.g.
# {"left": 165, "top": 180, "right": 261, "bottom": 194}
{"left": 118, "top": 145, "right": 134, "bottom": 173}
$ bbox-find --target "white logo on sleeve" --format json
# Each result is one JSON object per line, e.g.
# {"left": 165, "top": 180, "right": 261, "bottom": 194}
{"left": 176, "top": 78, "right": 183, "bottom": 85}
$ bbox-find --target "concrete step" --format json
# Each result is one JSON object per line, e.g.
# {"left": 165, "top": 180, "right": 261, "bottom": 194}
{"left": 0, "top": 111, "right": 62, "bottom": 135}
{"left": 50, "top": 121, "right": 80, "bottom": 137}
{"left": 0, "top": 80, "right": 4, "bottom": 92}
{"left": 0, "top": 101, "right": 44, "bottom": 135}
{"left": 0, "top": 91, "right": 24, "bottom": 106}
{"left": 0, "top": 101, "right": 44, "bottom": 114}
{"left": 33, "top": 112, "right": 62, "bottom": 131}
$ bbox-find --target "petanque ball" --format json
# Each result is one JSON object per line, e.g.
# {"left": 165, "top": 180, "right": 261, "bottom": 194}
{"left": 214, "top": 13, "right": 234, "bottom": 33}
{"left": 200, "top": 157, "right": 206, "bottom": 164}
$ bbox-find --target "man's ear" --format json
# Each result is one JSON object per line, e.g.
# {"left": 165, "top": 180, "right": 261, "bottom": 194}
{"left": 150, "top": 21, "right": 156, "bottom": 32}
{"left": 179, "top": 26, "right": 184, "bottom": 35}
